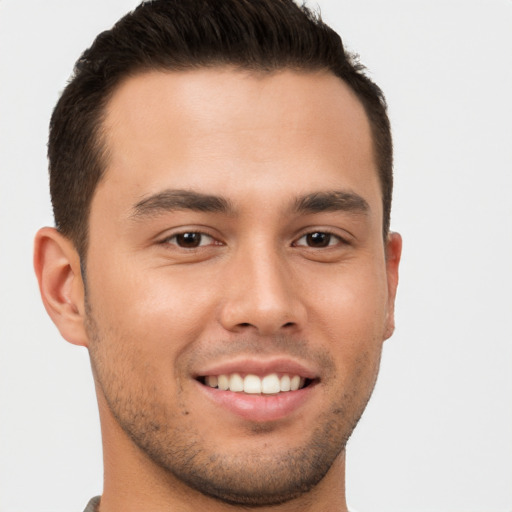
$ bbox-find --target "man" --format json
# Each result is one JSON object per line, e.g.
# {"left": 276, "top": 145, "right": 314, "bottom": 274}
{"left": 34, "top": 0, "right": 401, "bottom": 510}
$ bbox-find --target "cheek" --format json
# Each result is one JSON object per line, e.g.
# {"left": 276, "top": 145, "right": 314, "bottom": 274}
{"left": 303, "top": 261, "right": 388, "bottom": 387}
{"left": 306, "top": 263, "right": 389, "bottom": 340}
{"left": 85, "top": 259, "right": 217, "bottom": 359}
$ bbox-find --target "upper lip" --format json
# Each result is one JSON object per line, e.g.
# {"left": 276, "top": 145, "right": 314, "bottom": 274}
{"left": 193, "top": 357, "right": 319, "bottom": 380}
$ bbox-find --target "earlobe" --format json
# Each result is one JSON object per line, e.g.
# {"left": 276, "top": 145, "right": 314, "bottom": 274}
{"left": 383, "top": 232, "right": 402, "bottom": 340}
{"left": 34, "top": 227, "right": 89, "bottom": 347}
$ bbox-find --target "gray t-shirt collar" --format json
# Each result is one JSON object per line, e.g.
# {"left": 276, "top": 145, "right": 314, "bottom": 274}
{"left": 83, "top": 496, "right": 100, "bottom": 512}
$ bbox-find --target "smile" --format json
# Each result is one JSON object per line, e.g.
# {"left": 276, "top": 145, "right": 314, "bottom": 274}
{"left": 200, "top": 373, "right": 311, "bottom": 395}
{"left": 194, "top": 359, "right": 320, "bottom": 421}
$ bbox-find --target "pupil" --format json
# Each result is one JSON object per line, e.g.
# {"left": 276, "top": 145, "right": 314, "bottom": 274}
{"left": 177, "top": 232, "right": 201, "bottom": 248}
{"left": 307, "top": 232, "right": 330, "bottom": 247}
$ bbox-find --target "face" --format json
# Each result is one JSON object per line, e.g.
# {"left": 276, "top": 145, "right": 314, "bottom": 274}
{"left": 84, "top": 68, "right": 400, "bottom": 506}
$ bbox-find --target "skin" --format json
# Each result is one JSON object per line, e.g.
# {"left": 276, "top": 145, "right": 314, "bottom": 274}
{"left": 34, "top": 68, "right": 401, "bottom": 512}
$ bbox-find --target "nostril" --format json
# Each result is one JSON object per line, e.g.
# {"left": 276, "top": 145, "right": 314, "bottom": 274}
{"left": 283, "top": 322, "right": 295, "bottom": 328}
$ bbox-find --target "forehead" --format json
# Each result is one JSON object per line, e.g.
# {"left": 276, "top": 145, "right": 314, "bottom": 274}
{"left": 96, "top": 67, "right": 379, "bottom": 216}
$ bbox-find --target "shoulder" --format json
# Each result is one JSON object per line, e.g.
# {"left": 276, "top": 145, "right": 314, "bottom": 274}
{"left": 83, "top": 496, "right": 101, "bottom": 512}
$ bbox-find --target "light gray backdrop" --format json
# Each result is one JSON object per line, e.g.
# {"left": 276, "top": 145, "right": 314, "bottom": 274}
{"left": 0, "top": 1, "right": 511, "bottom": 511}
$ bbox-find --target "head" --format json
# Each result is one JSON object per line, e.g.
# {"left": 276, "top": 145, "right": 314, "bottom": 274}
{"left": 48, "top": 0, "right": 393, "bottom": 261}
{"left": 36, "top": 0, "right": 401, "bottom": 508}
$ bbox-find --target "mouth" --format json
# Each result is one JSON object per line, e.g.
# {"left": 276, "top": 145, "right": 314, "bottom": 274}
{"left": 193, "top": 359, "right": 320, "bottom": 421}
{"left": 197, "top": 373, "right": 315, "bottom": 395}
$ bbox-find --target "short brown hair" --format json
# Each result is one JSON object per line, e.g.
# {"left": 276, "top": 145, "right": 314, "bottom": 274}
{"left": 48, "top": 0, "right": 393, "bottom": 258}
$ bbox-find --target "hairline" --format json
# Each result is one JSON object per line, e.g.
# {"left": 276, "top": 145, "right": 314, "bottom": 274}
{"left": 78, "top": 64, "right": 389, "bottom": 268}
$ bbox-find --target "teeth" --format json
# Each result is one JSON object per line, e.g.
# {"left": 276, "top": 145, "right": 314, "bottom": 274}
{"left": 280, "top": 374, "right": 291, "bottom": 392}
{"left": 229, "top": 373, "right": 244, "bottom": 392}
{"left": 261, "top": 374, "right": 280, "bottom": 394}
{"left": 218, "top": 374, "right": 229, "bottom": 391}
{"left": 204, "top": 373, "right": 308, "bottom": 394}
{"left": 244, "top": 374, "right": 262, "bottom": 394}
{"left": 206, "top": 375, "right": 218, "bottom": 388}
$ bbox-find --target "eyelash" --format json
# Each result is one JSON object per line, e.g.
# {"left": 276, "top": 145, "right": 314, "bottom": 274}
{"left": 160, "top": 229, "right": 348, "bottom": 250}
{"left": 161, "top": 231, "right": 220, "bottom": 249}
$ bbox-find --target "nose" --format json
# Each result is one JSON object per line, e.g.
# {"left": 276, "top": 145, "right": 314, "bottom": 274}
{"left": 218, "top": 246, "right": 307, "bottom": 336}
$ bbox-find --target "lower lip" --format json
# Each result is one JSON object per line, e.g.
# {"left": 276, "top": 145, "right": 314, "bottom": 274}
{"left": 197, "top": 381, "right": 315, "bottom": 422}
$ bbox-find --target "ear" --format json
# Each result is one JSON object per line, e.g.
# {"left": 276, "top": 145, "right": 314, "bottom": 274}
{"left": 34, "top": 227, "right": 89, "bottom": 347}
{"left": 383, "top": 231, "right": 402, "bottom": 340}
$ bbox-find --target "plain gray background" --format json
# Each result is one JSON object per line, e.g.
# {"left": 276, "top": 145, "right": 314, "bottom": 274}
{"left": 1, "top": 1, "right": 511, "bottom": 511}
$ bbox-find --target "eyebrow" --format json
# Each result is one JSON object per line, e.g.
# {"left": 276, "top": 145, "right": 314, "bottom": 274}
{"left": 130, "top": 188, "right": 369, "bottom": 220}
{"left": 131, "top": 189, "right": 234, "bottom": 219}
{"left": 293, "top": 191, "right": 370, "bottom": 215}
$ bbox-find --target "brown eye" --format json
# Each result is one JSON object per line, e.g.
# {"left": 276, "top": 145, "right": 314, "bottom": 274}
{"left": 306, "top": 232, "right": 330, "bottom": 247}
{"left": 295, "top": 232, "right": 341, "bottom": 248}
{"left": 167, "top": 232, "right": 215, "bottom": 248}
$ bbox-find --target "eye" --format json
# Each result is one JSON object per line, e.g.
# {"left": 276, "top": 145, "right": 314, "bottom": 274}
{"left": 294, "top": 231, "right": 343, "bottom": 248}
{"left": 164, "top": 232, "right": 217, "bottom": 249}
